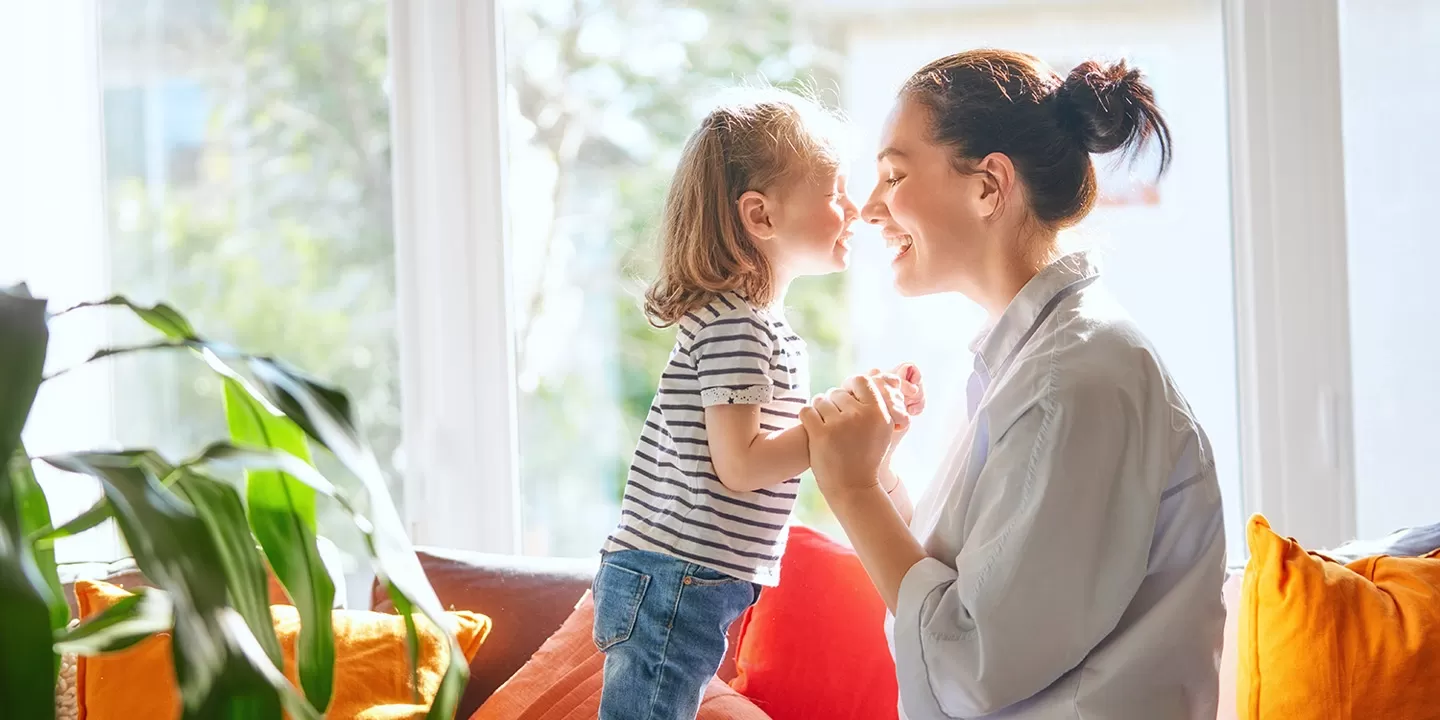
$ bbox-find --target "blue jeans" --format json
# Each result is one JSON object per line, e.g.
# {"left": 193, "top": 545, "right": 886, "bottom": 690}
{"left": 592, "top": 549, "right": 760, "bottom": 720}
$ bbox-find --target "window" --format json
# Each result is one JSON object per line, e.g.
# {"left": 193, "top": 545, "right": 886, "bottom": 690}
{"left": 9, "top": 0, "right": 1388, "bottom": 571}
{"left": 500, "top": 0, "right": 850, "bottom": 556}
{"left": 73, "top": 0, "right": 397, "bottom": 593}
{"left": 1339, "top": 0, "right": 1440, "bottom": 539}
{"left": 500, "top": 0, "right": 1245, "bottom": 558}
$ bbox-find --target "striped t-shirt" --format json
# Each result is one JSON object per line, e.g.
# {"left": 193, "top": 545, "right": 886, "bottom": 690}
{"left": 602, "top": 291, "right": 808, "bottom": 586}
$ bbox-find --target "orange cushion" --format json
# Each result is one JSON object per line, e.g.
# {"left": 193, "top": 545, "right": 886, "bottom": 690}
{"left": 1238, "top": 515, "right": 1440, "bottom": 720}
{"left": 728, "top": 526, "right": 898, "bottom": 720}
{"left": 75, "top": 579, "right": 490, "bottom": 720}
{"left": 469, "top": 591, "right": 769, "bottom": 720}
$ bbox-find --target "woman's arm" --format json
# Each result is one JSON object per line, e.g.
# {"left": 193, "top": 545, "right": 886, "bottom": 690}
{"left": 882, "top": 467, "right": 914, "bottom": 525}
{"left": 873, "top": 363, "right": 922, "bottom": 525}
{"left": 801, "top": 375, "right": 925, "bottom": 611}
{"left": 886, "top": 380, "right": 1167, "bottom": 718}
{"left": 825, "top": 481, "right": 924, "bottom": 612}
{"left": 811, "top": 371, "right": 1181, "bottom": 718}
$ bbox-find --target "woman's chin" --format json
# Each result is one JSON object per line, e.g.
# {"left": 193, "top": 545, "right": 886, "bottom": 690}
{"left": 893, "top": 279, "right": 925, "bottom": 297}
{"left": 891, "top": 260, "right": 925, "bottom": 296}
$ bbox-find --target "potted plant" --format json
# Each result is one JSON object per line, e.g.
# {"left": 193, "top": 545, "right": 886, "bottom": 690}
{"left": 0, "top": 284, "right": 467, "bottom": 719}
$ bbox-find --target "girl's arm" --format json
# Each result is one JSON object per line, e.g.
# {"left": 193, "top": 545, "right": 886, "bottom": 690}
{"left": 705, "top": 404, "right": 810, "bottom": 493}
{"left": 706, "top": 369, "right": 917, "bottom": 494}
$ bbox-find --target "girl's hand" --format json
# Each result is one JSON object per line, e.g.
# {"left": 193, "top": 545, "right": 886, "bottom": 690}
{"left": 894, "top": 363, "right": 925, "bottom": 417}
{"left": 800, "top": 375, "right": 898, "bottom": 500}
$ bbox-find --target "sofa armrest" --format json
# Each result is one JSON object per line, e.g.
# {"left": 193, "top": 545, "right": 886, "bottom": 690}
{"left": 370, "top": 547, "right": 597, "bottom": 716}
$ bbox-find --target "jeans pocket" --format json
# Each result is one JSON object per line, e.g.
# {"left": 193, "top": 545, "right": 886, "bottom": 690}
{"left": 592, "top": 561, "right": 650, "bottom": 651}
{"left": 684, "top": 565, "right": 745, "bottom": 587}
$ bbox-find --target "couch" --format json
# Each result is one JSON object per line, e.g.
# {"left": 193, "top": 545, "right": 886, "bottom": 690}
{"left": 365, "top": 548, "right": 751, "bottom": 719}
{"left": 60, "top": 519, "right": 1440, "bottom": 720}
{"left": 58, "top": 547, "right": 738, "bottom": 720}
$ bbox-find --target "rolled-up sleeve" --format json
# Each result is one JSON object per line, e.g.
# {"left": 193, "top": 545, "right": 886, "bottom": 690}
{"left": 893, "top": 380, "right": 1161, "bottom": 718}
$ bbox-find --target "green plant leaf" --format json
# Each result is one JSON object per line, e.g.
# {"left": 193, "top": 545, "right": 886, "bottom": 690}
{"left": 242, "top": 358, "right": 470, "bottom": 719}
{"left": 58, "top": 296, "right": 197, "bottom": 339}
{"left": 55, "top": 586, "right": 172, "bottom": 656}
{"left": 12, "top": 444, "right": 69, "bottom": 635}
{"left": 41, "top": 452, "right": 286, "bottom": 719}
{"left": 64, "top": 297, "right": 468, "bottom": 718}
{"left": 224, "top": 378, "right": 335, "bottom": 711}
{"left": 0, "top": 284, "right": 60, "bottom": 719}
{"left": 171, "top": 469, "right": 285, "bottom": 670}
{"left": 189, "top": 443, "right": 342, "bottom": 499}
{"left": 30, "top": 497, "right": 113, "bottom": 550}
{"left": 215, "top": 608, "right": 322, "bottom": 720}
{"left": 179, "top": 442, "right": 473, "bottom": 714}
{"left": 31, "top": 454, "right": 201, "bottom": 549}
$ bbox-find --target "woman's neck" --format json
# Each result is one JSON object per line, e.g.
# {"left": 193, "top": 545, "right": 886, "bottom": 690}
{"left": 976, "top": 227, "right": 1060, "bottom": 320}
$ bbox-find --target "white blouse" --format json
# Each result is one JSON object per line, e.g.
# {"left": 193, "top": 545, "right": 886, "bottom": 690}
{"left": 889, "top": 252, "right": 1227, "bottom": 719}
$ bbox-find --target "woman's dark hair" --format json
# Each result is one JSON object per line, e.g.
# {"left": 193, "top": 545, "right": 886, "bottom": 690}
{"left": 901, "top": 49, "right": 1172, "bottom": 229}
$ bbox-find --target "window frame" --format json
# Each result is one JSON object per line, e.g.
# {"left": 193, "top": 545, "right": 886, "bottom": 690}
{"left": 389, "top": 0, "right": 521, "bottom": 553}
{"left": 1223, "top": 0, "right": 1356, "bottom": 549}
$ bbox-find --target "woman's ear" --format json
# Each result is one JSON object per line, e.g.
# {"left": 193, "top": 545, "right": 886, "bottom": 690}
{"left": 737, "top": 190, "right": 777, "bottom": 241}
{"left": 975, "top": 153, "right": 1017, "bottom": 220}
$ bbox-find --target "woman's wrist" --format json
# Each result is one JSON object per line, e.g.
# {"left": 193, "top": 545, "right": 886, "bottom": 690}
{"left": 823, "top": 479, "right": 888, "bottom": 519}
{"left": 821, "top": 481, "right": 924, "bottom": 612}
{"left": 880, "top": 465, "right": 901, "bottom": 494}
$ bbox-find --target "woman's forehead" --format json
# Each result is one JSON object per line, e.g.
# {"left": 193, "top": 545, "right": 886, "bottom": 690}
{"left": 877, "top": 98, "right": 929, "bottom": 157}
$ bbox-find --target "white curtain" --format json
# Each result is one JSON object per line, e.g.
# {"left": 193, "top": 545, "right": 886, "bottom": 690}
{"left": 0, "top": 1, "right": 123, "bottom": 563}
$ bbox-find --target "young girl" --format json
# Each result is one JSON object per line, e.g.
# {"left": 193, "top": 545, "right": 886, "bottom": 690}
{"left": 592, "top": 90, "right": 891, "bottom": 720}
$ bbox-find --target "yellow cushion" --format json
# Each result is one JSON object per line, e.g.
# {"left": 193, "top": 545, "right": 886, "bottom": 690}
{"left": 75, "top": 579, "right": 490, "bottom": 720}
{"left": 1238, "top": 515, "right": 1440, "bottom": 720}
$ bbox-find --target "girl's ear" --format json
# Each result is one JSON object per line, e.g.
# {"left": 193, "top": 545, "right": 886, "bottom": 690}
{"left": 737, "top": 190, "right": 777, "bottom": 240}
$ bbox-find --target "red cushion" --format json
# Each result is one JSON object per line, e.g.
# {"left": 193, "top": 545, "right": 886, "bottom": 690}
{"left": 729, "top": 526, "right": 899, "bottom": 719}
{"left": 471, "top": 592, "right": 770, "bottom": 720}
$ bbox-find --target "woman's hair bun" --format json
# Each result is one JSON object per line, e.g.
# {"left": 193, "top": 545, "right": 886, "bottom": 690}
{"left": 1055, "top": 59, "right": 1171, "bottom": 173}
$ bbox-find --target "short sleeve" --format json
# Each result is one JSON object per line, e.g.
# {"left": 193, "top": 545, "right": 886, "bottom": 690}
{"left": 689, "top": 312, "right": 777, "bottom": 407}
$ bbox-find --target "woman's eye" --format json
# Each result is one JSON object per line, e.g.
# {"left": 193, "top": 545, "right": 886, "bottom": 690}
{"left": 886, "top": 176, "right": 903, "bottom": 187}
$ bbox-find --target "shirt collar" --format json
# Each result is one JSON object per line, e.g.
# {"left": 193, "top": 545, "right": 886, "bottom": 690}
{"left": 971, "top": 251, "right": 1100, "bottom": 376}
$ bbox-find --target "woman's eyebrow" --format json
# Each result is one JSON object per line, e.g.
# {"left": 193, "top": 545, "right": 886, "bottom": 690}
{"left": 877, "top": 147, "right": 907, "bottom": 162}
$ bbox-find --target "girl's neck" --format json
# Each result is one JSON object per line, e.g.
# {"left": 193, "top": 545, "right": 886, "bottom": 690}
{"left": 765, "top": 263, "right": 798, "bottom": 311}
{"left": 765, "top": 277, "right": 793, "bottom": 314}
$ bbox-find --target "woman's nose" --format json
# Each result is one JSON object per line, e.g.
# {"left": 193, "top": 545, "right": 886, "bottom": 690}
{"left": 861, "top": 190, "right": 887, "bottom": 225}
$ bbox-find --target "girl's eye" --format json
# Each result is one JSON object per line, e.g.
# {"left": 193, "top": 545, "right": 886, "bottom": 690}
{"left": 886, "top": 176, "right": 903, "bottom": 187}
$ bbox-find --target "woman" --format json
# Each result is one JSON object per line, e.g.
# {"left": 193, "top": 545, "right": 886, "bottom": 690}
{"left": 799, "top": 50, "right": 1226, "bottom": 719}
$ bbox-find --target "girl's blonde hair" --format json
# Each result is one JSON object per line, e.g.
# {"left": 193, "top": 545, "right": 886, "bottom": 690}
{"left": 644, "top": 89, "right": 844, "bottom": 327}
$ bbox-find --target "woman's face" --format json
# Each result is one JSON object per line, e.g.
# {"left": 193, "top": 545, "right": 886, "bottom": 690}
{"left": 862, "top": 97, "right": 992, "bottom": 297}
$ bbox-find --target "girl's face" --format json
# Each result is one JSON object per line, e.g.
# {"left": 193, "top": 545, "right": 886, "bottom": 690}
{"left": 752, "top": 165, "right": 860, "bottom": 281}
{"left": 861, "top": 97, "right": 995, "bottom": 297}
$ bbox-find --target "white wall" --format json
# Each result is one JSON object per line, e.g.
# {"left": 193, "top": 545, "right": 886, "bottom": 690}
{"left": 834, "top": 2, "right": 1245, "bottom": 553}
{"left": 1340, "top": 0, "right": 1440, "bottom": 539}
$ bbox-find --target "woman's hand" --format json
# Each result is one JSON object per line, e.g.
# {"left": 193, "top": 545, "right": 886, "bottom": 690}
{"left": 801, "top": 372, "right": 927, "bottom": 613}
{"left": 801, "top": 374, "right": 904, "bottom": 502}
